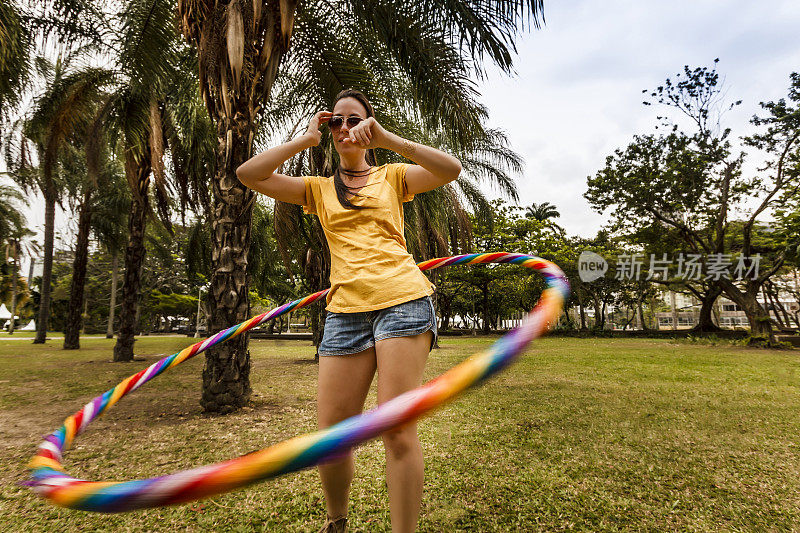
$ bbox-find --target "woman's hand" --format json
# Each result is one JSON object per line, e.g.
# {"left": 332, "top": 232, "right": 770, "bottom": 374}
{"left": 303, "top": 110, "right": 333, "bottom": 146}
{"left": 341, "top": 116, "right": 388, "bottom": 149}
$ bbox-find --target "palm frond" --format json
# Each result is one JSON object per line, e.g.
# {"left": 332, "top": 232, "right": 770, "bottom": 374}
{"left": 116, "top": 0, "right": 181, "bottom": 95}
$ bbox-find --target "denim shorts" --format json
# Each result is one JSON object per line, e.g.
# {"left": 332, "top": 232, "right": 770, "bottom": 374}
{"left": 318, "top": 295, "right": 438, "bottom": 356}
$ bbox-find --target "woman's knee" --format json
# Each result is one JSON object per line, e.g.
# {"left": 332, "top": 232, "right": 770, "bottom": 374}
{"left": 318, "top": 407, "right": 358, "bottom": 430}
{"left": 381, "top": 425, "right": 420, "bottom": 458}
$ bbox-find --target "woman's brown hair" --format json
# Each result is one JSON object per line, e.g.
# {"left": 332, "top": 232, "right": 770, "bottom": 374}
{"left": 331, "top": 89, "right": 378, "bottom": 210}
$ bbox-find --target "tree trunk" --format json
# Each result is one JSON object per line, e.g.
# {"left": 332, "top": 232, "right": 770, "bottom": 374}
{"left": 106, "top": 252, "right": 118, "bottom": 338}
{"left": 438, "top": 294, "right": 452, "bottom": 331}
{"left": 9, "top": 243, "right": 19, "bottom": 334}
{"left": 762, "top": 285, "right": 783, "bottom": 329}
{"left": 579, "top": 302, "right": 586, "bottom": 330}
{"left": 134, "top": 300, "right": 142, "bottom": 334}
{"left": 744, "top": 301, "right": 775, "bottom": 345}
{"left": 201, "top": 121, "right": 253, "bottom": 414}
{"left": 33, "top": 189, "right": 56, "bottom": 344}
{"left": 481, "top": 282, "right": 490, "bottom": 334}
{"left": 623, "top": 307, "right": 633, "bottom": 330}
{"left": 311, "top": 306, "right": 320, "bottom": 344}
{"left": 194, "top": 286, "right": 203, "bottom": 337}
{"left": 27, "top": 257, "right": 35, "bottom": 289}
{"left": 312, "top": 307, "right": 326, "bottom": 345}
{"left": 637, "top": 298, "right": 648, "bottom": 331}
{"left": 691, "top": 285, "right": 722, "bottom": 333}
{"left": 114, "top": 192, "right": 149, "bottom": 361}
{"left": 562, "top": 309, "right": 573, "bottom": 329}
{"left": 766, "top": 281, "right": 793, "bottom": 329}
{"left": 592, "top": 296, "right": 602, "bottom": 330}
{"left": 64, "top": 190, "right": 93, "bottom": 349}
{"left": 312, "top": 308, "right": 326, "bottom": 362}
{"left": 576, "top": 289, "right": 587, "bottom": 330}
{"left": 718, "top": 278, "right": 777, "bottom": 346}
{"left": 82, "top": 297, "right": 88, "bottom": 334}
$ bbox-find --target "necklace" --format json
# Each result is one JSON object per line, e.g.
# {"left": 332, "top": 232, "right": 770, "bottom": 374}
{"left": 341, "top": 165, "right": 373, "bottom": 188}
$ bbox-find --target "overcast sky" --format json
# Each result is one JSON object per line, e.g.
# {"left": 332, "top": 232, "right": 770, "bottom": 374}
{"left": 474, "top": 0, "right": 800, "bottom": 236}
{"left": 7, "top": 0, "right": 800, "bottom": 255}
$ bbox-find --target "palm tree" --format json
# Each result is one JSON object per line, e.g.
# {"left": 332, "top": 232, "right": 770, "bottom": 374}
{"left": 2, "top": 1, "right": 110, "bottom": 341}
{"left": 525, "top": 201, "right": 560, "bottom": 221}
{"left": 525, "top": 200, "right": 565, "bottom": 235}
{"left": 4, "top": 49, "right": 113, "bottom": 344}
{"left": 4, "top": 227, "right": 37, "bottom": 334}
{"left": 0, "top": 184, "right": 26, "bottom": 238}
{"left": 404, "top": 127, "right": 523, "bottom": 260}
{"left": 178, "top": 0, "right": 545, "bottom": 412}
{"left": 0, "top": 0, "right": 31, "bottom": 132}
{"left": 1, "top": 0, "right": 112, "bottom": 137}
{"left": 62, "top": 136, "right": 128, "bottom": 349}
{"left": 77, "top": 2, "right": 210, "bottom": 361}
{"left": 90, "top": 182, "right": 129, "bottom": 340}
{"left": 0, "top": 184, "right": 32, "bottom": 334}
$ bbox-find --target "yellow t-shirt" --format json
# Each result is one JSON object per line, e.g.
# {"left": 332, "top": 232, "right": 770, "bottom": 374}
{"left": 302, "top": 162, "right": 435, "bottom": 312}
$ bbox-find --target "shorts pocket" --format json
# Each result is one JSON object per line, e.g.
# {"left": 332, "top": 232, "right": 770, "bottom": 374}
{"left": 373, "top": 296, "right": 437, "bottom": 343}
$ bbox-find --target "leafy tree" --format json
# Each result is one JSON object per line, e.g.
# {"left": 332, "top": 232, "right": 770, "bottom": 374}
{"left": 2, "top": 0, "right": 114, "bottom": 338}
{"left": 774, "top": 200, "right": 800, "bottom": 328}
{"left": 586, "top": 62, "right": 799, "bottom": 345}
{"left": 144, "top": 290, "right": 197, "bottom": 332}
{"left": 620, "top": 221, "right": 722, "bottom": 331}
{"left": 442, "top": 199, "right": 565, "bottom": 333}
{"left": 568, "top": 231, "right": 627, "bottom": 330}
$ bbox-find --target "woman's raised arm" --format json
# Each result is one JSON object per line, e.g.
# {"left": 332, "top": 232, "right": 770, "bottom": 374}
{"left": 235, "top": 111, "right": 332, "bottom": 205}
{"left": 342, "top": 116, "right": 462, "bottom": 194}
{"left": 385, "top": 131, "right": 463, "bottom": 195}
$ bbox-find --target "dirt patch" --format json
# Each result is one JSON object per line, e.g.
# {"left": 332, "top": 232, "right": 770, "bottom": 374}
{"left": 0, "top": 410, "right": 49, "bottom": 450}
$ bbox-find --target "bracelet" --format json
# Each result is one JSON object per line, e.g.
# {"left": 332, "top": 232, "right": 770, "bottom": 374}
{"left": 400, "top": 139, "right": 416, "bottom": 160}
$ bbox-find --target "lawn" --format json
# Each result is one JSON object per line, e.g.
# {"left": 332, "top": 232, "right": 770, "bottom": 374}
{"left": 1, "top": 335, "right": 798, "bottom": 531}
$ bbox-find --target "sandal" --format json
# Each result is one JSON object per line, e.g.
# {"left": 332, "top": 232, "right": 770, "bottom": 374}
{"left": 317, "top": 515, "right": 348, "bottom": 533}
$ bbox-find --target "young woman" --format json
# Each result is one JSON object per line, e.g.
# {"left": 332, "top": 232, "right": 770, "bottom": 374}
{"left": 236, "top": 89, "right": 462, "bottom": 533}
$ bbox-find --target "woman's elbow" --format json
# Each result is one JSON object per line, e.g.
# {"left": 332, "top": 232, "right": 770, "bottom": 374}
{"left": 449, "top": 159, "right": 462, "bottom": 182}
{"left": 235, "top": 164, "right": 251, "bottom": 186}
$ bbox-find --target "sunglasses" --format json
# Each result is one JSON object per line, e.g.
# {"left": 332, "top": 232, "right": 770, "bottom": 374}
{"left": 328, "top": 115, "right": 364, "bottom": 130}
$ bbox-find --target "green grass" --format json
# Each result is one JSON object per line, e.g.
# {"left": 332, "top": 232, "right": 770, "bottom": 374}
{"left": 0, "top": 332, "right": 110, "bottom": 338}
{"left": 1, "top": 336, "right": 799, "bottom": 531}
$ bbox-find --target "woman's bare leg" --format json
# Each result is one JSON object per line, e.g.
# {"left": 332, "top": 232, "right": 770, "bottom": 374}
{"left": 317, "top": 347, "right": 377, "bottom": 519}
{"left": 375, "top": 331, "right": 432, "bottom": 533}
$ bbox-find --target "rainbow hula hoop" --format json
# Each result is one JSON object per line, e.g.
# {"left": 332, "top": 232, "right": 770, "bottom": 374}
{"left": 27, "top": 252, "right": 569, "bottom": 513}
